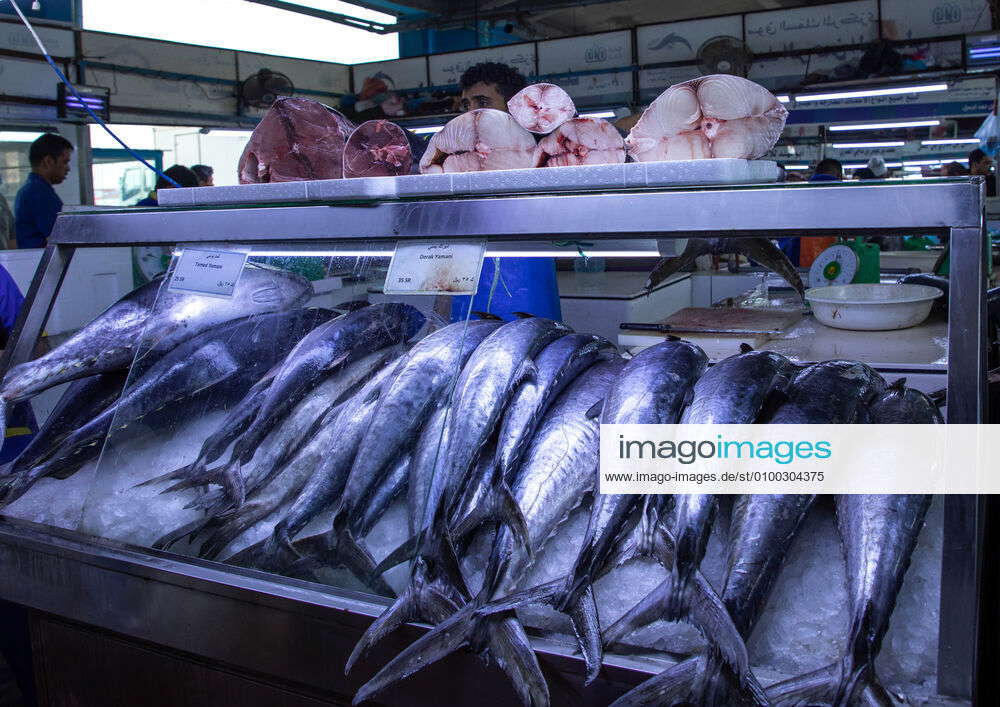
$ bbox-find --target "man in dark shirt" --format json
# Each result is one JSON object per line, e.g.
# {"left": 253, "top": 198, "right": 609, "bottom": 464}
{"left": 14, "top": 132, "right": 73, "bottom": 249}
{"left": 969, "top": 148, "right": 996, "bottom": 197}
{"left": 135, "top": 165, "right": 199, "bottom": 206}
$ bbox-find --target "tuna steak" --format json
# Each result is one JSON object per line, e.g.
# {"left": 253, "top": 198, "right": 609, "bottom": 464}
{"left": 507, "top": 83, "right": 576, "bottom": 134}
{"left": 626, "top": 74, "right": 787, "bottom": 161}
{"left": 343, "top": 120, "right": 413, "bottom": 178}
{"left": 533, "top": 118, "right": 625, "bottom": 167}
{"left": 419, "top": 109, "right": 537, "bottom": 174}
{"left": 238, "top": 97, "right": 356, "bottom": 183}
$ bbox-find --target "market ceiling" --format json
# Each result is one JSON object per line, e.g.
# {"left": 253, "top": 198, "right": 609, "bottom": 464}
{"left": 248, "top": 0, "right": 837, "bottom": 37}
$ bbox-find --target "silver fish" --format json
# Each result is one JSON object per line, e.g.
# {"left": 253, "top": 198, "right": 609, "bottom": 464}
{"left": 0, "top": 263, "right": 312, "bottom": 446}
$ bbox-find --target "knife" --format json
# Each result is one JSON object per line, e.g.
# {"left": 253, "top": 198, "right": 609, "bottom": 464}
{"left": 619, "top": 322, "right": 782, "bottom": 336}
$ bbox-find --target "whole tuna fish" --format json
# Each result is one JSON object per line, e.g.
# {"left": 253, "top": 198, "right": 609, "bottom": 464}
{"left": 646, "top": 237, "right": 805, "bottom": 297}
{"left": 768, "top": 381, "right": 939, "bottom": 706}
{"left": 626, "top": 75, "right": 787, "bottom": 161}
{"left": 554, "top": 339, "right": 710, "bottom": 681}
{"left": 495, "top": 333, "right": 616, "bottom": 485}
{"left": 607, "top": 494, "right": 814, "bottom": 707}
{"left": 229, "top": 303, "right": 425, "bottom": 470}
{"left": 762, "top": 360, "right": 886, "bottom": 424}
{"left": 508, "top": 83, "right": 576, "bottom": 134}
{"left": 345, "top": 320, "right": 500, "bottom": 515}
{"left": 4, "top": 371, "right": 127, "bottom": 476}
{"left": 419, "top": 109, "right": 537, "bottom": 173}
{"left": 668, "top": 347, "right": 797, "bottom": 613}
{"left": 0, "top": 308, "right": 334, "bottom": 506}
{"left": 0, "top": 263, "right": 312, "bottom": 448}
{"left": 225, "top": 360, "right": 404, "bottom": 595}
{"left": 353, "top": 360, "right": 623, "bottom": 707}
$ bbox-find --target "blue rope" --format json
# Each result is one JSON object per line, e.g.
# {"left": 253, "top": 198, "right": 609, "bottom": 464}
{"left": 5, "top": 0, "right": 180, "bottom": 187}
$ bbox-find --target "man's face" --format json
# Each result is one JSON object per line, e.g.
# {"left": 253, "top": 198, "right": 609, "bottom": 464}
{"left": 41, "top": 148, "right": 72, "bottom": 185}
{"left": 460, "top": 82, "right": 508, "bottom": 113}
{"left": 973, "top": 154, "right": 994, "bottom": 175}
{"left": 199, "top": 174, "right": 214, "bottom": 187}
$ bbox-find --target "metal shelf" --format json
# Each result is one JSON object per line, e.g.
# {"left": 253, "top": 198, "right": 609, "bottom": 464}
{"left": 0, "top": 178, "right": 988, "bottom": 703}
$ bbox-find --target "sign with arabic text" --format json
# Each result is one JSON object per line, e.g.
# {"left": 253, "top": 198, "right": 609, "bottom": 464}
{"left": 745, "top": 0, "right": 878, "bottom": 53}
{"left": 538, "top": 30, "right": 632, "bottom": 75}
{"left": 637, "top": 16, "right": 743, "bottom": 65}
{"left": 384, "top": 241, "right": 485, "bottom": 296}
{"left": 881, "top": 0, "right": 991, "bottom": 40}
{"left": 429, "top": 45, "right": 536, "bottom": 87}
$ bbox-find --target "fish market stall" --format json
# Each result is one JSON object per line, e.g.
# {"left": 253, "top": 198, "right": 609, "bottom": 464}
{"left": 0, "top": 177, "right": 988, "bottom": 706}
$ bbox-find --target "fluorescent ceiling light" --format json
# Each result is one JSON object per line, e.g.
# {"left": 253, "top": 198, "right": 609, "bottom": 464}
{"left": 831, "top": 141, "right": 905, "bottom": 148}
{"left": 222, "top": 248, "right": 660, "bottom": 259}
{"left": 410, "top": 126, "right": 444, "bottom": 134}
{"left": 794, "top": 83, "right": 948, "bottom": 102}
{"left": 843, "top": 162, "right": 903, "bottom": 169}
{"left": 0, "top": 131, "right": 45, "bottom": 142}
{"left": 903, "top": 165, "right": 924, "bottom": 171}
{"left": 784, "top": 164, "right": 809, "bottom": 169}
{"left": 903, "top": 158, "right": 968, "bottom": 166}
{"left": 921, "top": 138, "right": 981, "bottom": 145}
{"left": 829, "top": 120, "right": 940, "bottom": 132}
{"left": 776, "top": 95, "right": 791, "bottom": 103}
{"left": 579, "top": 110, "right": 616, "bottom": 119}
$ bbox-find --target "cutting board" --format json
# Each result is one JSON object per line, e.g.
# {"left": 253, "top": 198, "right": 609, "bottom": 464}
{"left": 662, "top": 307, "right": 802, "bottom": 334}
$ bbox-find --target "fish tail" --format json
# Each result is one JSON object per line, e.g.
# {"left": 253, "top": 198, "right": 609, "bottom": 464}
{"left": 831, "top": 656, "right": 894, "bottom": 707}
{"left": 151, "top": 516, "right": 217, "bottom": 551}
{"left": 484, "top": 612, "right": 550, "bottom": 707}
{"left": 0, "top": 471, "right": 34, "bottom": 509}
{"left": 347, "top": 578, "right": 460, "bottom": 675}
{"left": 452, "top": 482, "right": 532, "bottom": 561}
{"left": 137, "top": 459, "right": 205, "bottom": 490}
{"left": 369, "top": 532, "right": 421, "bottom": 580}
{"left": 645, "top": 239, "right": 710, "bottom": 291}
{"left": 219, "top": 459, "right": 246, "bottom": 507}
{"left": 765, "top": 661, "right": 839, "bottom": 705}
{"left": 608, "top": 655, "right": 703, "bottom": 707}
{"left": 198, "top": 502, "right": 270, "bottom": 559}
{"left": 731, "top": 237, "right": 805, "bottom": 298}
{"left": 566, "top": 584, "right": 602, "bottom": 685}
{"left": 353, "top": 604, "right": 478, "bottom": 705}
{"left": 288, "top": 523, "right": 396, "bottom": 597}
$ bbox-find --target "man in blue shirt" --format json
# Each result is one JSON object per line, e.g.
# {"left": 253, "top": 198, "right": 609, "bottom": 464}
{"left": 0, "top": 264, "right": 36, "bottom": 464}
{"left": 14, "top": 132, "right": 73, "bottom": 249}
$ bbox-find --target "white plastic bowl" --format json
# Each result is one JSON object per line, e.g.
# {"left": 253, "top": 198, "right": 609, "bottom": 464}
{"left": 805, "top": 283, "right": 944, "bottom": 331}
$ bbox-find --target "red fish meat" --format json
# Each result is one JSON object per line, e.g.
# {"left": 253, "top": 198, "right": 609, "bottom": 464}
{"left": 343, "top": 120, "right": 413, "bottom": 178}
{"left": 626, "top": 74, "right": 787, "bottom": 161}
{"left": 238, "top": 97, "right": 356, "bottom": 183}
{"left": 419, "top": 109, "right": 536, "bottom": 174}
{"left": 508, "top": 83, "right": 576, "bottom": 134}
{"left": 533, "top": 117, "right": 625, "bottom": 167}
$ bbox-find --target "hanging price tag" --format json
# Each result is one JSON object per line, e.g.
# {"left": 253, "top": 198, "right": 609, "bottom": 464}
{"left": 168, "top": 249, "right": 249, "bottom": 298}
{"left": 383, "top": 240, "right": 486, "bottom": 295}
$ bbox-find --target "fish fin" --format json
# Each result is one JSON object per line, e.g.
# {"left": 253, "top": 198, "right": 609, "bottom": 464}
{"left": 347, "top": 577, "right": 461, "bottom": 675}
{"left": 665, "top": 334, "right": 682, "bottom": 342}
{"left": 645, "top": 239, "right": 710, "bottom": 291}
{"left": 282, "top": 522, "right": 397, "bottom": 597}
{"left": 137, "top": 460, "right": 203, "bottom": 490}
{"left": 602, "top": 575, "right": 671, "bottom": 647}
{"left": 608, "top": 656, "right": 703, "bottom": 707}
{"left": 739, "top": 342, "right": 754, "bottom": 354}
{"left": 730, "top": 237, "right": 805, "bottom": 299}
{"left": 585, "top": 400, "right": 604, "bottom": 419}
{"left": 151, "top": 516, "right": 216, "bottom": 551}
{"left": 757, "top": 387, "right": 790, "bottom": 422}
{"left": 765, "top": 662, "right": 839, "bottom": 706}
{"left": 0, "top": 472, "right": 34, "bottom": 509}
{"left": 0, "top": 399, "right": 7, "bottom": 455}
{"left": 567, "top": 585, "right": 602, "bottom": 685}
{"left": 888, "top": 377, "right": 907, "bottom": 391}
{"left": 198, "top": 501, "right": 272, "bottom": 560}
{"left": 484, "top": 612, "right": 550, "bottom": 707}
{"left": 455, "top": 483, "right": 532, "bottom": 562}
{"left": 511, "top": 311, "right": 536, "bottom": 319}
{"left": 353, "top": 604, "right": 478, "bottom": 705}
{"left": 475, "top": 579, "right": 563, "bottom": 615}
{"left": 370, "top": 532, "right": 421, "bottom": 579}
{"left": 516, "top": 358, "right": 539, "bottom": 385}
{"left": 471, "top": 310, "right": 504, "bottom": 321}
{"left": 324, "top": 351, "right": 353, "bottom": 373}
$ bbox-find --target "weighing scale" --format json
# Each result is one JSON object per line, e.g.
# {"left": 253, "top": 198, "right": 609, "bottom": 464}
{"left": 808, "top": 238, "right": 880, "bottom": 288}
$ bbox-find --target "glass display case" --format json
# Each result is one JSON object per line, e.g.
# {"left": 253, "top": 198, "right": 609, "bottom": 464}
{"left": 0, "top": 177, "right": 988, "bottom": 706}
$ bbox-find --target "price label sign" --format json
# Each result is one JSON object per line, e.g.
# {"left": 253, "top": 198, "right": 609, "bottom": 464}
{"left": 168, "top": 248, "right": 249, "bottom": 298}
{"left": 383, "top": 240, "right": 486, "bottom": 296}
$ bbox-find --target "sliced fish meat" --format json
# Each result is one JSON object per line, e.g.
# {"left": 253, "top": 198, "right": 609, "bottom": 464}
{"left": 533, "top": 118, "right": 625, "bottom": 168}
{"left": 343, "top": 119, "right": 413, "bottom": 178}
{"left": 419, "top": 109, "right": 537, "bottom": 174}
{"left": 507, "top": 83, "right": 576, "bottom": 134}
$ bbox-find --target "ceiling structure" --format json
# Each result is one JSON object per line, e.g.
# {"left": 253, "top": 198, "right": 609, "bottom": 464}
{"left": 248, "top": 0, "right": 842, "bottom": 38}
